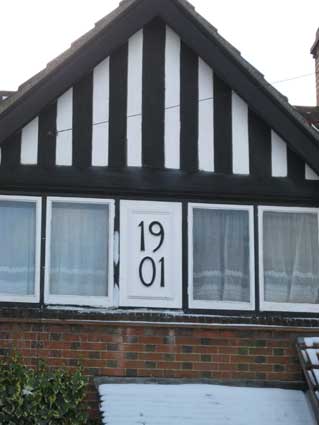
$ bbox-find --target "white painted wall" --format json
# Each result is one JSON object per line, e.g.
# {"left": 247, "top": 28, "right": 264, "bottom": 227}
{"left": 92, "top": 58, "right": 110, "bottom": 166}
{"left": 127, "top": 30, "right": 143, "bottom": 167}
{"left": 305, "top": 164, "right": 319, "bottom": 180}
{"left": 21, "top": 117, "right": 39, "bottom": 165}
{"left": 232, "top": 92, "right": 249, "bottom": 175}
{"left": 56, "top": 88, "right": 73, "bottom": 166}
{"left": 271, "top": 131, "right": 287, "bottom": 177}
{"left": 164, "top": 26, "right": 181, "bottom": 169}
{"left": 198, "top": 58, "right": 214, "bottom": 172}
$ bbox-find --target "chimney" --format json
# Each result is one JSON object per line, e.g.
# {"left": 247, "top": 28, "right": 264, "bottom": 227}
{"left": 311, "top": 28, "right": 319, "bottom": 106}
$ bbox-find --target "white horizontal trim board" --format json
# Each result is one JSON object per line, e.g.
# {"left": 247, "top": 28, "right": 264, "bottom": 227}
{"left": 165, "top": 26, "right": 181, "bottom": 169}
{"left": 198, "top": 58, "right": 214, "bottom": 172}
{"left": 232, "top": 93, "right": 249, "bottom": 175}
{"left": 188, "top": 203, "right": 255, "bottom": 311}
{"left": 92, "top": 58, "right": 110, "bottom": 166}
{"left": 305, "top": 164, "right": 319, "bottom": 180}
{"left": 21, "top": 117, "right": 39, "bottom": 165}
{"left": 56, "top": 88, "right": 73, "bottom": 166}
{"left": 271, "top": 131, "right": 287, "bottom": 177}
{"left": 127, "top": 30, "right": 143, "bottom": 167}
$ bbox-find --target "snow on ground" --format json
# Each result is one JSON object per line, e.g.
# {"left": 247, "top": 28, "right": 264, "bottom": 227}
{"left": 99, "top": 383, "right": 316, "bottom": 425}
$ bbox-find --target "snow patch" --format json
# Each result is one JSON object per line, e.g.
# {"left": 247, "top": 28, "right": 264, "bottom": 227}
{"left": 306, "top": 349, "right": 319, "bottom": 366}
{"left": 98, "top": 383, "right": 315, "bottom": 425}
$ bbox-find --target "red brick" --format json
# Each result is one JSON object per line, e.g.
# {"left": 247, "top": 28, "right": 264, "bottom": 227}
{"left": 0, "top": 320, "right": 308, "bottom": 421}
{"left": 249, "top": 364, "right": 273, "bottom": 372}
{"left": 158, "top": 361, "right": 181, "bottom": 370}
{"left": 176, "top": 354, "right": 201, "bottom": 362}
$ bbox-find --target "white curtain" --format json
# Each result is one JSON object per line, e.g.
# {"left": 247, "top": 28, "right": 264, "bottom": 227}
{"left": 50, "top": 202, "right": 109, "bottom": 297}
{"left": 0, "top": 201, "right": 36, "bottom": 295}
{"left": 263, "top": 211, "right": 319, "bottom": 304}
{"left": 193, "top": 209, "right": 250, "bottom": 302}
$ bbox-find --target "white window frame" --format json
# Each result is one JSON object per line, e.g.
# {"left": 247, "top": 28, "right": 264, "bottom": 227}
{"left": 44, "top": 197, "right": 114, "bottom": 307}
{"left": 188, "top": 203, "right": 255, "bottom": 311}
{"left": 258, "top": 205, "right": 319, "bottom": 313}
{"left": 0, "top": 195, "right": 41, "bottom": 303}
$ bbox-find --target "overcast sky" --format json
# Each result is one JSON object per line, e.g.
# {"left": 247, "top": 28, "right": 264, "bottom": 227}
{"left": 1, "top": 0, "right": 318, "bottom": 106}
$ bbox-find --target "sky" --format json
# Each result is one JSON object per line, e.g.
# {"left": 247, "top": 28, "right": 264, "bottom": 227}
{"left": 1, "top": 0, "right": 318, "bottom": 106}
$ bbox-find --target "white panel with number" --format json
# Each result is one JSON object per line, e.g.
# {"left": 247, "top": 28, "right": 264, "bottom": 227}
{"left": 120, "top": 201, "right": 182, "bottom": 308}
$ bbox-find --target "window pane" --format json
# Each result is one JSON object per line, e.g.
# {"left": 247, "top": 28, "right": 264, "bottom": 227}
{"left": 193, "top": 208, "right": 250, "bottom": 302}
{"left": 0, "top": 201, "right": 36, "bottom": 295}
{"left": 50, "top": 202, "right": 109, "bottom": 297}
{"left": 263, "top": 211, "right": 319, "bottom": 304}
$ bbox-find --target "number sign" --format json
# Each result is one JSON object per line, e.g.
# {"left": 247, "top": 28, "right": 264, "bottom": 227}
{"left": 120, "top": 201, "right": 182, "bottom": 308}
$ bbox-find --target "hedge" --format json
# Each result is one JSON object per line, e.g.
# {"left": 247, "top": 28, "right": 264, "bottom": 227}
{"left": 0, "top": 353, "right": 97, "bottom": 425}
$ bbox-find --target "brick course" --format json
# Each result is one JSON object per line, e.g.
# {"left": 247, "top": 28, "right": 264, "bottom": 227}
{"left": 0, "top": 319, "right": 313, "bottom": 419}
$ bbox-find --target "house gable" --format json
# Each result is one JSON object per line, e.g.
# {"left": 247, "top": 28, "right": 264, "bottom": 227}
{"left": 1, "top": 0, "right": 319, "bottom": 179}
{"left": 0, "top": 13, "right": 318, "bottom": 202}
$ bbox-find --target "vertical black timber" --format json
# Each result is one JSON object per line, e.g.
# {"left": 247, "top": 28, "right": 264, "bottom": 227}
{"left": 287, "top": 148, "right": 305, "bottom": 182}
{"left": 254, "top": 205, "right": 260, "bottom": 312}
{"left": 214, "top": 74, "right": 232, "bottom": 174}
{"left": 1, "top": 131, "right": 21, "bottom": 168}
{"left": 114, "top": 199, "right": 120, "bottom": 291}
{"left": 142, "top": 18, "right": 165, "bottom": 168}
{"left": 73, "top": 73, "right": 93, "bottom": 169}
{"left": 39, "top": 195, "right": 47, "bottom": 306}
{"left": 249, "top": 109, "right": 271, "bottom": 177}
{"left": 38, "top": 103, "right": 57, "bottom": 168}
{"left": 109, "top": 43, "right": 128, "bottom": 168}
{"left": 180, "top": 43, "right": 198, "bottom": 172}
{"left": 182, "top": 202, "right": 189, "bottom": 311}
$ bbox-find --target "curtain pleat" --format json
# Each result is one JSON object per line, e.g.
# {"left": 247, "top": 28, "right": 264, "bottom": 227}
{"left": 0, "top": 201, "right": 36, "bottom": 295}
{"left": 193, "top": 208, "right": 250, "bottom": 302}
{"left": 50, "top": 202, "right": 109, "bottom": 297}
{"left": 263, "top": 211, "right": 319, "bottom": 304}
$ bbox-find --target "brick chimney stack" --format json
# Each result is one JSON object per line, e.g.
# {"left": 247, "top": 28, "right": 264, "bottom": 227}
{"left": 311, "top": 28, "right": 319, "bottom": 106}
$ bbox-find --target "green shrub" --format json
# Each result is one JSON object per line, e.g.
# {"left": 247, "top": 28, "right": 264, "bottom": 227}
{"left": 0, "top": 353, "right": 93, "bottom": 425}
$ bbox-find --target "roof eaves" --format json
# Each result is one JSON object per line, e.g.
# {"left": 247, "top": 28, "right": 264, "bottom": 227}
{"left": 0, "top": 0, "right": 139, "bottom": 117}
{"left": 1, "top": 0, "right": 319, "bottom": 152}
{"left": 174, "top": 0, "right": 319, "bottom": 145}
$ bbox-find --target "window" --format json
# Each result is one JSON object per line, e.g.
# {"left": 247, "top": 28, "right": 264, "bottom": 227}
{"left": 259, "top": 206, "right": 319, "bottom": 312}
{"left": 0, "top": 196, "right": 41, "bottom": 303}
{"left": 189, "top": 204, "right": 255, "bottom": 310}
{"left": 45, "top": 197, "right": 114, "bottom": 307}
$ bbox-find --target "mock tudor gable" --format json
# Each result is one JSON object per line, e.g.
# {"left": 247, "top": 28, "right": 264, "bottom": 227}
{"left": 1, "top": 0, "right": 319, "bottom": 314}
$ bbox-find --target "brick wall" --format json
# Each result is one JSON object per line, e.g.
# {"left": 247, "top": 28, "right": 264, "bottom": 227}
{"left": 0, "top": 319, "right": 314, "bottom": 420}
